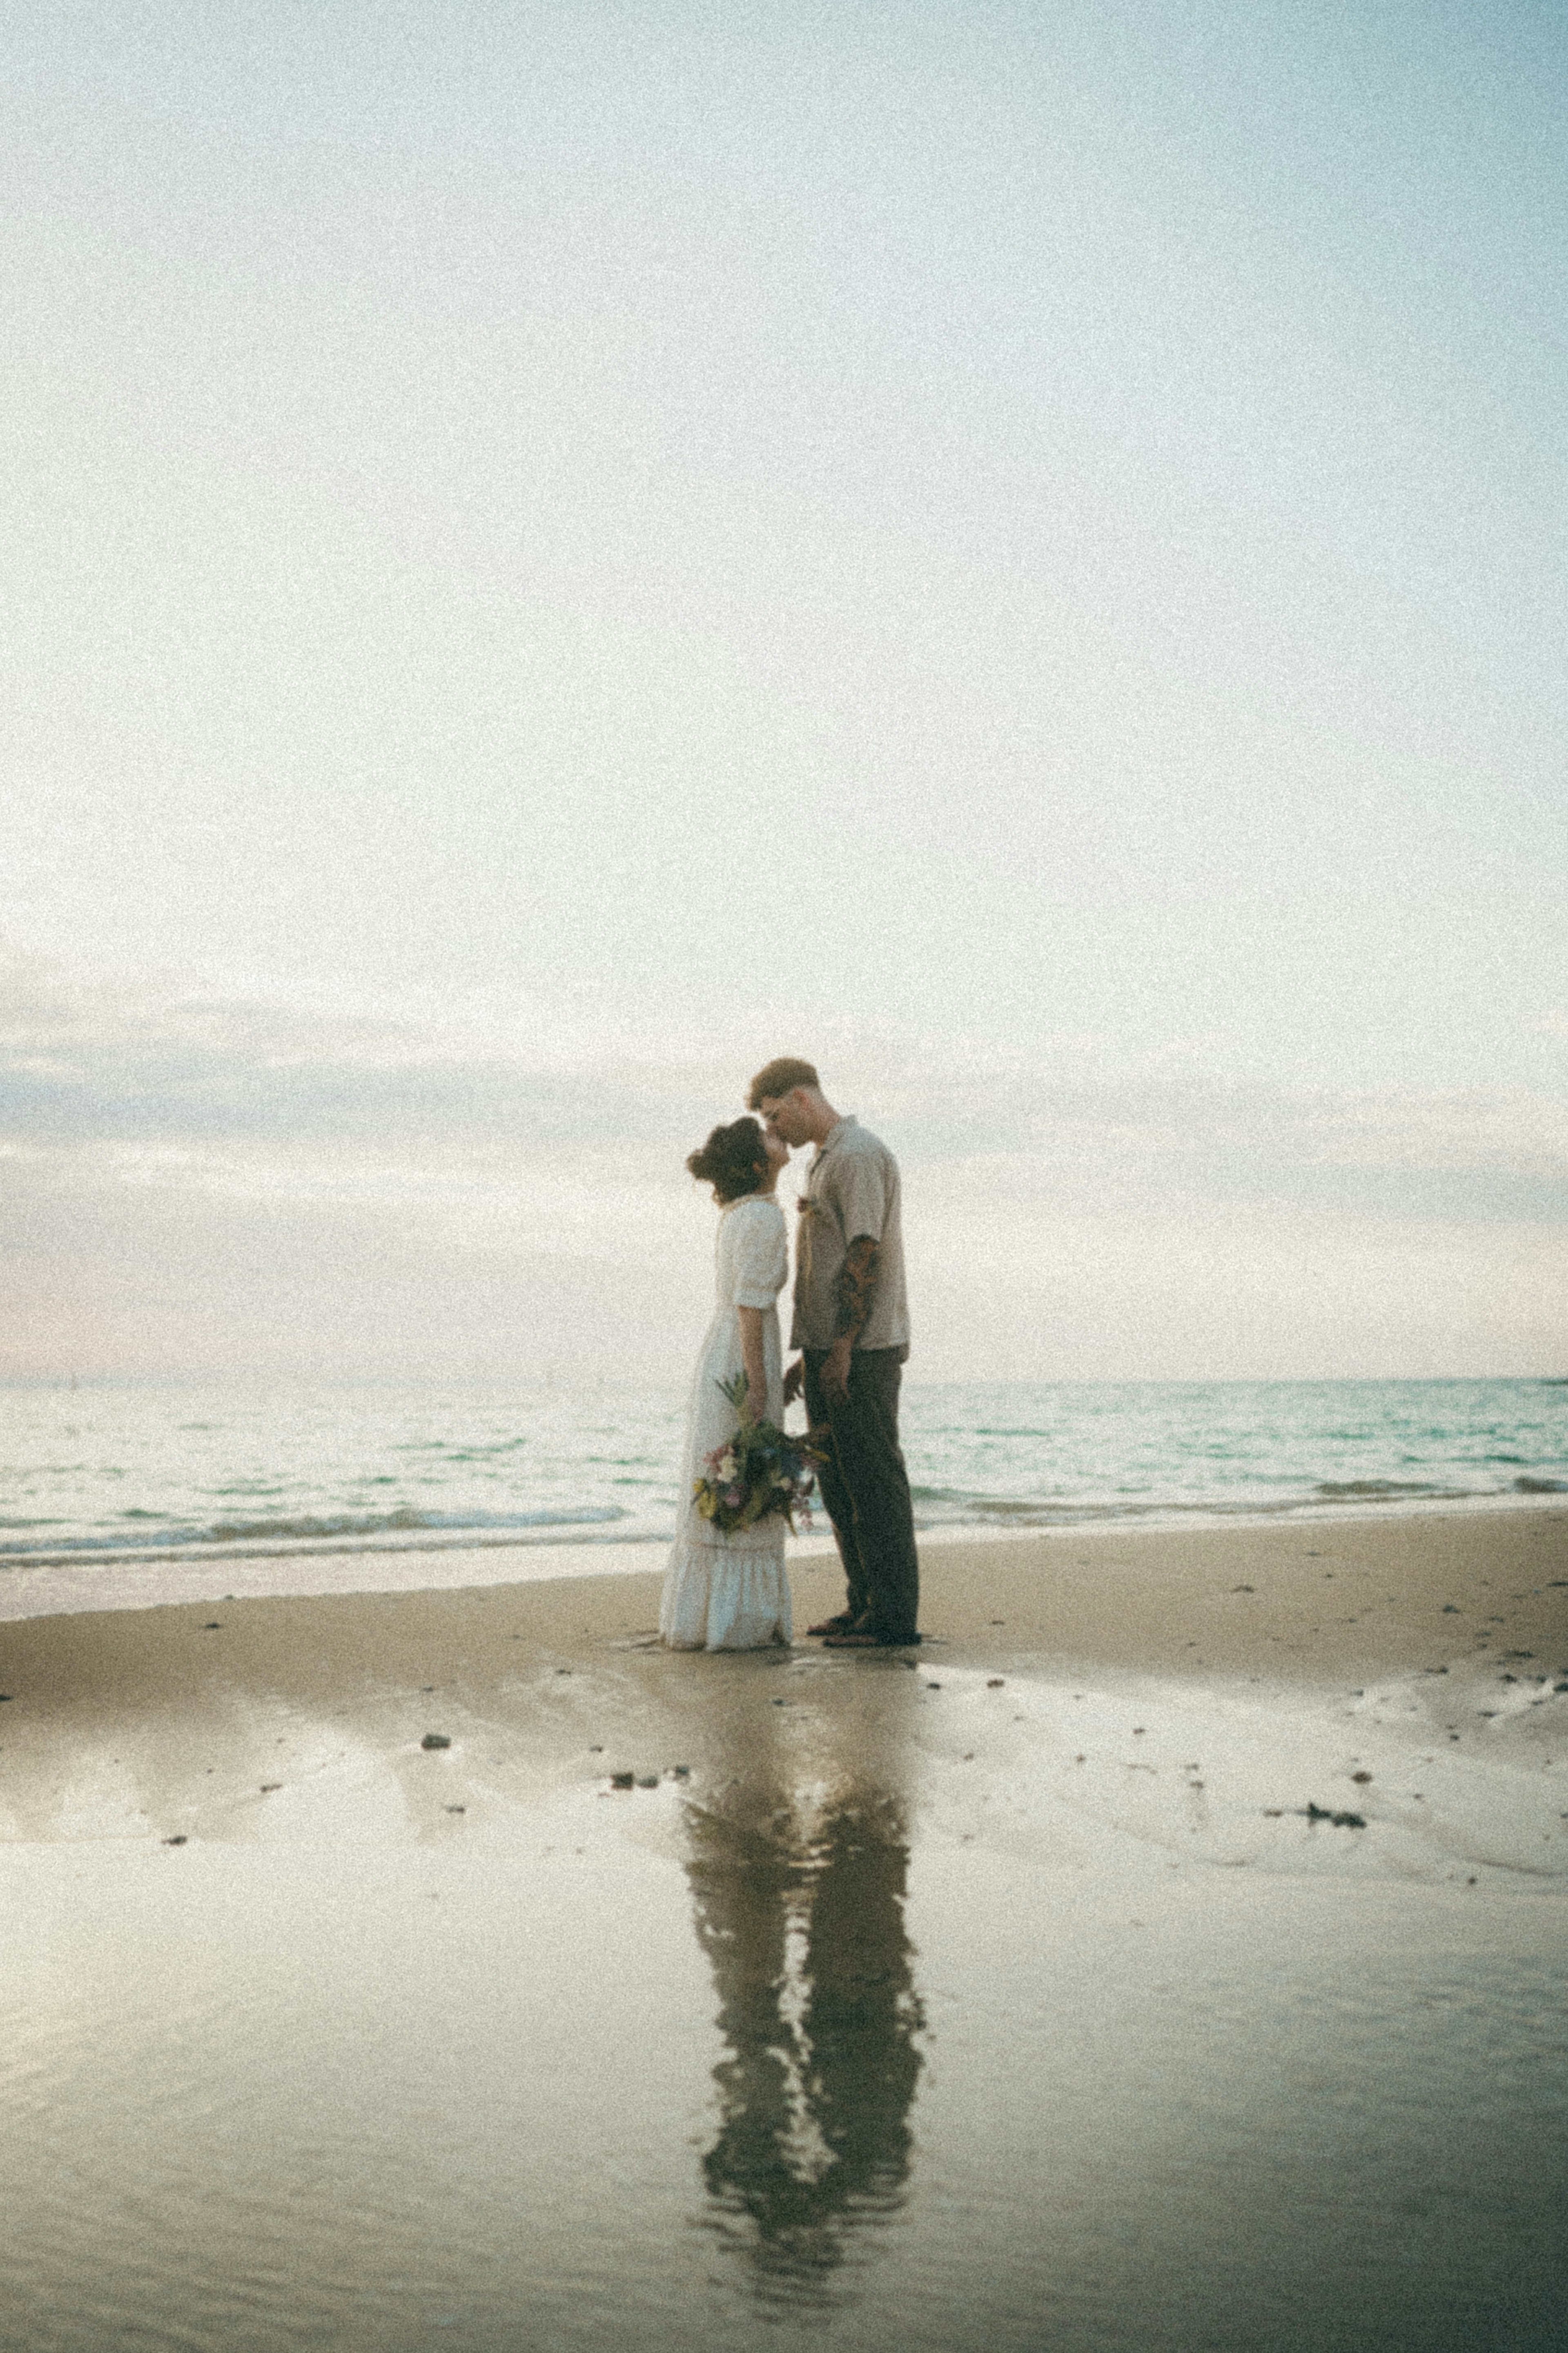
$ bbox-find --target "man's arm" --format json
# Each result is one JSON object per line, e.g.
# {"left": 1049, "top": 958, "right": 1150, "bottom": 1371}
{"left": 834, "top": 1235, "right": 880, "bottom": 1342}
{"left": 821, "top": 1233, "right": 880, "bottom": 1402}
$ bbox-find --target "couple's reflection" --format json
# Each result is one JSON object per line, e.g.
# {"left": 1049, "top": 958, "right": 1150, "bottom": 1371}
{"left": 682, "top": 1717, "right": 924, "bottom": 2298}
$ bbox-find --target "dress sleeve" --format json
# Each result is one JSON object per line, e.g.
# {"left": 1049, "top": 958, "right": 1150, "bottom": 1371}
{"left": 733, "top": 1200, "right": 788, "bottom": 1309}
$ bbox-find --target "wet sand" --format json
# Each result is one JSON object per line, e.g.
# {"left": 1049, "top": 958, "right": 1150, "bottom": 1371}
{"left": 3, "top": 1510, "right": 1567, "bottom": 2350}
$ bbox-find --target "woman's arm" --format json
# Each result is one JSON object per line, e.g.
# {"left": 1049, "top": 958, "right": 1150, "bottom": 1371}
{"left": 736, "top": 1305, "right": 767, "bottom": 1418}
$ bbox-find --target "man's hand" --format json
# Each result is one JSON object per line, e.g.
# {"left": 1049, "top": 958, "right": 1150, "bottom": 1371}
{"left": 782, "top": 1357, "right": 805, "bottom": 1407}
{"left": 820, "top": 1334, "right": 853, "bottom": 1405}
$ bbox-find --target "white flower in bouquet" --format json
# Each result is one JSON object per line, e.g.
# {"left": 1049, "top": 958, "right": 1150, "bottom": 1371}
{"left": 690, "top": 1372, "right": 827, "bottom": 1534}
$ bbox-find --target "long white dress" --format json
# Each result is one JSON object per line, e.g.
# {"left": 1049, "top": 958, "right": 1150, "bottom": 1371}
{"left": 659, "top": 1193, "right": 793, "bottom": 1652}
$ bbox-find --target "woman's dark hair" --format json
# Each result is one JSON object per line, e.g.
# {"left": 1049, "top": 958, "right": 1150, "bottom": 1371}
{"left": 686, "top": 1117, "right": 770, "bottom": 1205}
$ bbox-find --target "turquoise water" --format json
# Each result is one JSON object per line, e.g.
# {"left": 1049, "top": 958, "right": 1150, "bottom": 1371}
{"left": 2, "top": 1378, "right": 1564, "bottom": 1587}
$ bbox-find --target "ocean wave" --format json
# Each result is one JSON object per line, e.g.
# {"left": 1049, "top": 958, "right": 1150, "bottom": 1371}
{"left": 1312, "top": 1479, "right": 1459, "bottom": 1499}
{"left": 909, "top": 1485, "right": 1075, "bottom": 1523}
{"left": 388, "top": 1436, "right": 531, "bottom": 1459}
{"left": 905, "top": 1477, "right": 1530, "bottom": 1530}
{"left": 0, "top": 1504, "right": 627, "bottom": 1559}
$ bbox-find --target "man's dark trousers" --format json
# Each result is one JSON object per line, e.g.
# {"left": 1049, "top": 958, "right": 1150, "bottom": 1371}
{"left": 803, "top": 1346, "right": 920, "bottom": 1644}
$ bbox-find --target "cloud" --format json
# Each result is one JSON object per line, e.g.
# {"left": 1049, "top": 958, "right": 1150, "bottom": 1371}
{"left": 3, "top": 952, "right": 1564, "bottom": 1381}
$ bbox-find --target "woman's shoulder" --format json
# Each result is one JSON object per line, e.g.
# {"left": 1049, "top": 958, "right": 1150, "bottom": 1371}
{"left": 728, "top": 1192, "right": 785, "bottom": 1229}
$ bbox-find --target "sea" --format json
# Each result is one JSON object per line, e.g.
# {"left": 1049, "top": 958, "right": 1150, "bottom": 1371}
{"left": 2, "top": 1376, "right": 1564, "bottom": 1610}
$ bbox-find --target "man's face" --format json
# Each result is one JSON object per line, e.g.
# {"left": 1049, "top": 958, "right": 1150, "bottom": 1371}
{"left": 758, "top": 1091, "right": 812, "bottom": 1149}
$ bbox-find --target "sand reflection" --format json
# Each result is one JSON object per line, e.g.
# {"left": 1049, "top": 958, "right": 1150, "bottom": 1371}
{"left": 682, "top": 1726, "right": 924, "bottom": 2301}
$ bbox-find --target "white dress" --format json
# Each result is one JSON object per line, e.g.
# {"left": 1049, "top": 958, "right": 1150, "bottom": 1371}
{"left": 659, "top": 1193, "right": 793, "bottom": 1652}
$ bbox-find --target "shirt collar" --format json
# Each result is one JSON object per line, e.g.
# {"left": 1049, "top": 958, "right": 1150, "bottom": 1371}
{"left": 817, "top": 1115, "right": 857, "bottom": 1157}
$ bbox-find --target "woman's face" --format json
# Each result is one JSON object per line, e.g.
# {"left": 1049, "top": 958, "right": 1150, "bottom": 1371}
{"left": 762, "top": 1129, "right": 791, "bottom": 1181}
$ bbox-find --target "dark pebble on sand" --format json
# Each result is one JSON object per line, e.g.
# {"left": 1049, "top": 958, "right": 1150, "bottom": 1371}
{"left": 671, "top": 1765, "right": 690, "bottom": 1778}
{"left": 163, "top": 1835, "right": 188, "bottom": 1846}
{"left": 987, "top": 1678, "right": 1004, "bottom": 1688}
{"left": 203, "top": 1622, "right": 222, "bottom": 1631}
{"left": 636, "top": 1775, "right": 659, "bottom": 1788}
{"left": 1305, "top": 1803, "right": 1366, "bottom": 1828}
{"left": 610, "top": 1771, "right": 635, "bottom": 1789}
{"left": 445, "top": 1804, "right": 466, "bottom": 1813}
{"left": 1351, "top": 1771, "right": 1372, "bottom": 1784}
{"left": 421, "top": 1733, "right": 452, "bottom": 1751}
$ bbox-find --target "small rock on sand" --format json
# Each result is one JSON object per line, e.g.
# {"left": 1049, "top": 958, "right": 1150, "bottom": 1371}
{"left": 421, "top": 1733, "right": 452, "bottom": 1751}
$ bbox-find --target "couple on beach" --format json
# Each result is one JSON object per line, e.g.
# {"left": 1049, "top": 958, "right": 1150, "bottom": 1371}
{"left": 659, "top": 1057, "right": 920, "bottom": 1655}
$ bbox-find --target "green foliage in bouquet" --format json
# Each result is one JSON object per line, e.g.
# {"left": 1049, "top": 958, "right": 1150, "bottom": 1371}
{"left": 692, "top": 1372, "right": 825, "bottom": 1534}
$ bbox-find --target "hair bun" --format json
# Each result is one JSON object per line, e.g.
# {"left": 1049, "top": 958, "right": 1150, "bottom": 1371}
{"left": 687, "top": 1117, "right": 770, "bottom": 1204}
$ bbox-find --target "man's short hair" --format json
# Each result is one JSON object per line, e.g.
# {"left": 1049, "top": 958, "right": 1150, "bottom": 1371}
{"left": 747, "top": 1056, "right": 820, "bottom": 1110}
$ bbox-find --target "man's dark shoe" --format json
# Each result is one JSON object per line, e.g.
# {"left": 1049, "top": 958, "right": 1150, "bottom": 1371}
{"left": 806, "top": 1611, "right": 863, "bottom": 1637}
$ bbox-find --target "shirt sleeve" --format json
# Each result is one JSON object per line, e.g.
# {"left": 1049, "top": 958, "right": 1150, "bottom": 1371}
{"left": 831, "top": 1148, "right": 890, "bottom": 1245}
{"left": 733, "top": 1200, "right": 788, "bottom": 1308}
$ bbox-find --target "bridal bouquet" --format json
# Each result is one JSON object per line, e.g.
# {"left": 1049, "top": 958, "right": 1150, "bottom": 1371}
{"left": 693, "top": 1374, "right": 825, "bottom": 1534}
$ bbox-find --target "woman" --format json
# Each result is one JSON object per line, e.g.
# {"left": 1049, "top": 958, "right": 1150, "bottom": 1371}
{"left": 660, "top": 1116, "right": 793, "bottom": 1651}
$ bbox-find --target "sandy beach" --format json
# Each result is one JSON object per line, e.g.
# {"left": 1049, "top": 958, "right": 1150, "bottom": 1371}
{"left": 4, "top": 1508, "right": 1567, "bottom": 2351}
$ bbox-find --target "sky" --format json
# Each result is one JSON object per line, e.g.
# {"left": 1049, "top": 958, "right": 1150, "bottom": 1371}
{"left": 3, "top": 0, "right": 1566, "bottom": 1384}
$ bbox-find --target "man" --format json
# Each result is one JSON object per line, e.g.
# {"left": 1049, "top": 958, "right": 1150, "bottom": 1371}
{"left": 747, "top": 1057, "right": 920, "bottom": 1649}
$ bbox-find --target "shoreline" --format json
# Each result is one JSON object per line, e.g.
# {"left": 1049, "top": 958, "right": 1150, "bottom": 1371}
{"left": 3, "top": 1488, "right": 1566, "bottom": 1625}
{"left": 3, "top": 1501, "right": 1564, "bottom": 1687}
